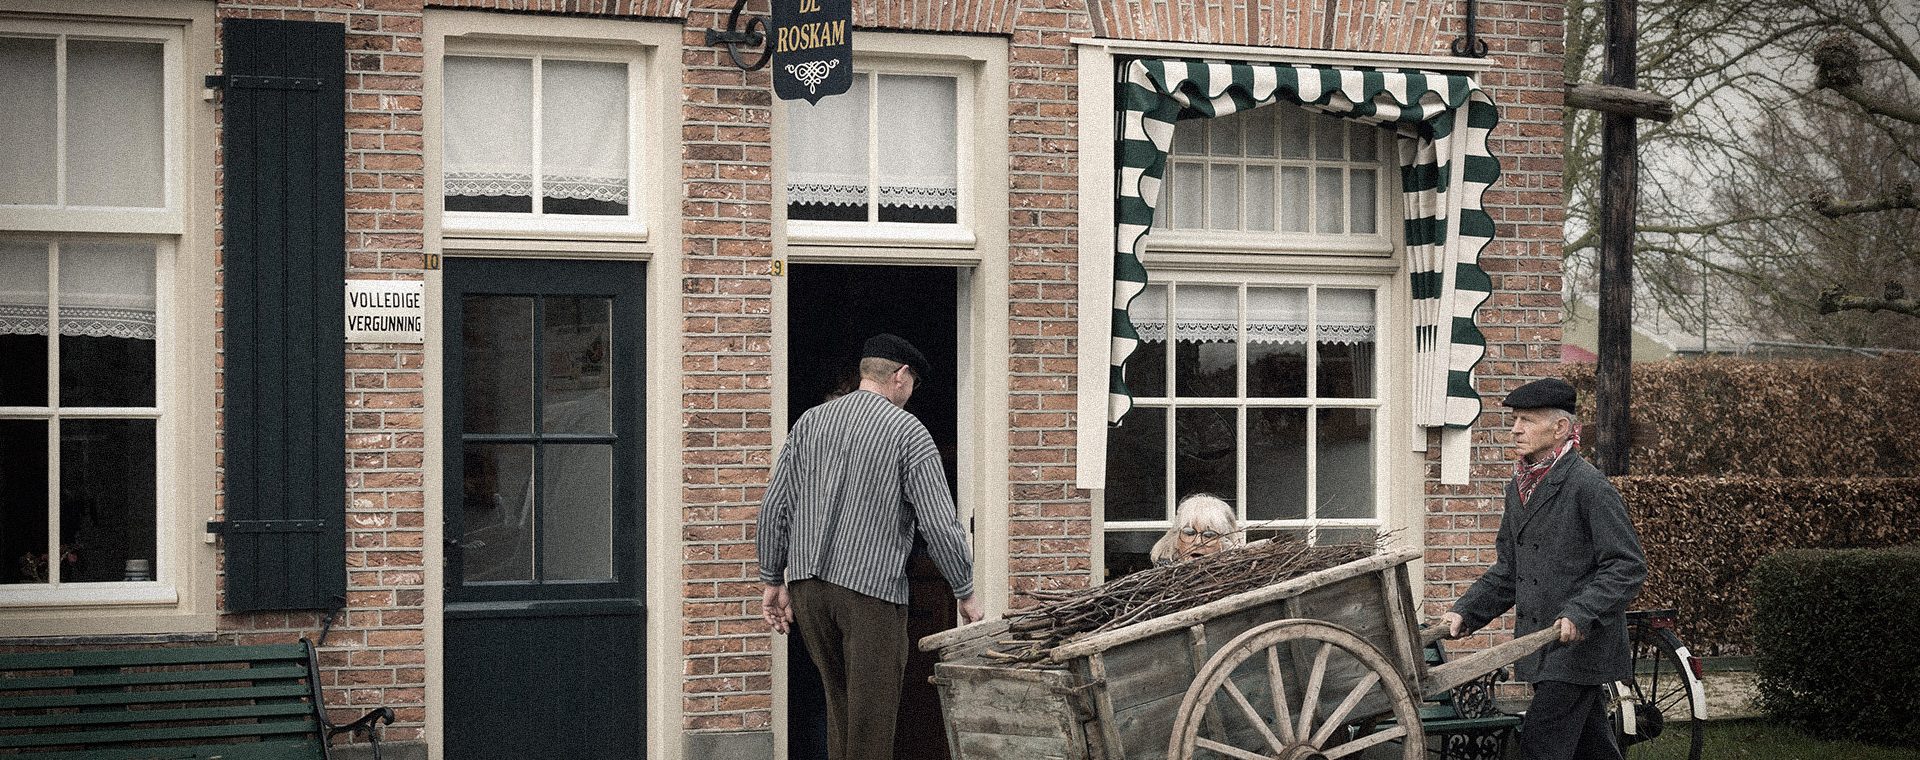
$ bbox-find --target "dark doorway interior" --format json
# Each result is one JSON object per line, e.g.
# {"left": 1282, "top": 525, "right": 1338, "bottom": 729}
{"left": 785, "top": 263, "right": 960, "bottom": 760}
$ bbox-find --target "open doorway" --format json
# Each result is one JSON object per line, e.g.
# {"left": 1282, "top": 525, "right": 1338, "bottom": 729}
{"left": 785, "top": 263, "right": 961, "bottom": 760}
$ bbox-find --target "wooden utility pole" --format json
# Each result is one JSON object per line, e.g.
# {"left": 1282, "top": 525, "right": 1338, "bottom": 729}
{"left": 1596, "top": 0, "right": 1639, "bottom": 476}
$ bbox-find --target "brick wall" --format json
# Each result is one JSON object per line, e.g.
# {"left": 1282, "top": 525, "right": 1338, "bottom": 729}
{"left": 1004, "top": 0, "right": 1097, "bottom": 602}
{"left": 212, "top": 0, "right": 430, "bottom": 742}
{"left": 1419, "top": 0, "right": 1570, "bottom": 650}
{"left": 3, "top": 0, "right": 1567, "bottom": 753}
{"left": 677, "top": 0, "right": 778, "bottom": 737}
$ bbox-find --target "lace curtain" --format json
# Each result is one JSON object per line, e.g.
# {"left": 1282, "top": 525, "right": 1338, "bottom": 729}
{"left": 0, "top": 241, "right": 157, "bottom": 341}
{"left": 786, "top": 73, "right": 958, "bottom": 213}
{"left": 1128, "top": 286, "right": 1374, "bottom": 346}
{"left": 442, "top": 56, "right": 629, "bottom": 207}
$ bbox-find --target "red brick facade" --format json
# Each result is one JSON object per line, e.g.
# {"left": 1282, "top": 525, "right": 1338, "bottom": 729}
{"left": 0, "top": 0, "right": 1567, "bottom": 755}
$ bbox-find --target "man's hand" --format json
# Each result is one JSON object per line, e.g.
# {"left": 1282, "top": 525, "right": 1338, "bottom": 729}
{"left": 958, "top": 595, "right": 984, "bottom": 625}
{"left": 1441, "top": 611, "right": 1465, "bottom": 639}
{"left": 1555, "top": 617, "right": 1584, "bottom": 643}
{"left": 762, "top": 584, "right": 793, "bottom": 634}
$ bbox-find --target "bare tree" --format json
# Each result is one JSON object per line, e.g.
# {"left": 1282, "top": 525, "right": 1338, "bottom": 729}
{"left": 1562, "top": 0, "right": 1920, "bottom": 349}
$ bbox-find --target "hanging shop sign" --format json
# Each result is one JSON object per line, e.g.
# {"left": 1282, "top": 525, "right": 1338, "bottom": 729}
{"left": 344, "top": 280, "right": 426, "bottom": 343}
{"left": 772, "top": 0, "right": 851, "bottom": 104}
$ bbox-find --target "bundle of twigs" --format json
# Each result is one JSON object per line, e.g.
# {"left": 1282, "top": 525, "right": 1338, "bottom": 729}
{"left": 986, "top": 534, "right": 1385, "bottom": 666}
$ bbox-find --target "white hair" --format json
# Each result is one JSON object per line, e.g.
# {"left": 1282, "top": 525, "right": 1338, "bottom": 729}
{"left": 1149, "top": 493, "right": 1243, "bottom": 565}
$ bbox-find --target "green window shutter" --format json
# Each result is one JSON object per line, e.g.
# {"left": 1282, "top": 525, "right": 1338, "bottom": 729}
{"left": 218, "top": 19, "right": 348, "bottom": 612}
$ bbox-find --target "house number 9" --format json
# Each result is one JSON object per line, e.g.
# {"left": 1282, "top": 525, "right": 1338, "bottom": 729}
{"left": 770, "top": 260, "right": 784, "bottom": 276}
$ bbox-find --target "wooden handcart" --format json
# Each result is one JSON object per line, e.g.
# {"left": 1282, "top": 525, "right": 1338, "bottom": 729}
{"left": 918, "top": 547, "right": 1558, "bottom": 760}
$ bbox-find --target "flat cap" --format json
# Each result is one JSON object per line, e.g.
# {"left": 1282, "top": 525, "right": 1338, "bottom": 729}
{"left": 1502, "top": 377, "right": 1577, "bottom": 413}
{"left": 862, "top": 333, "right": 931, "bottom": 383}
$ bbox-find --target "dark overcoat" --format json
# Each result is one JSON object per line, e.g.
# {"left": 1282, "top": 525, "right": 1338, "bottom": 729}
{"left": 1452, "top": 451, "right": 1647, "bottom": 684}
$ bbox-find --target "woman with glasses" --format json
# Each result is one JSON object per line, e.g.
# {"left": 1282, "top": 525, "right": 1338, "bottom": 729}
{"left": 1150, "top": 493, "right": 1243, "bottom": 566}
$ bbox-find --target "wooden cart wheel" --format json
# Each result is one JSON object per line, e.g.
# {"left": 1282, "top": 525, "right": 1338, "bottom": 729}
{"left": 1168, "top": 619, "right": 1425, "bottom": 760}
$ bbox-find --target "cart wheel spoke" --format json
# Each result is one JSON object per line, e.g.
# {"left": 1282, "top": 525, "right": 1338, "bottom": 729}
{"left": 1310, "top": 670, "right": 1382, "bottom": 747}
{"left": 1221, "top": 678, "right": 1288, "bottom": 754}
{"left": 1265, "top": 645, "right": 1297, "bottom": 744}
{"left": 1169, "top": 620, "right": 1425, "bottom": 760}
{"left": 1195, "top": 736, "right": 1277, "bottom": 760}
{"left": 1298, "top": 641, "right": 1332, "bottom": 739}
{"left": 1321, "top": 724, "right": 1405, "bottom": 759}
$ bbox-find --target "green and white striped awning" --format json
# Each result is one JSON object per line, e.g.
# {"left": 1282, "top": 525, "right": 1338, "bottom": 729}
{"left": 1112, "top": 59, "right": 1500, "bottom": 429}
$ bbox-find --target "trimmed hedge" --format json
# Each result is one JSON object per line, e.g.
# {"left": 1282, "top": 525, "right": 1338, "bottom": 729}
{"left": 1616, "top": 476, "right": 1920, "bottom": 655}
{"left": 1749, "top": 547, "right": 1920, "bottom": 746}
{"left": 1561, "top": 356, "right": 1920, "bottom": 477}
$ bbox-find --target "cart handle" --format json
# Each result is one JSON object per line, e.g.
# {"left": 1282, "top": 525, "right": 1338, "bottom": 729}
{"left": 1422, "top": 627, "right": 1561, "bottom": 697}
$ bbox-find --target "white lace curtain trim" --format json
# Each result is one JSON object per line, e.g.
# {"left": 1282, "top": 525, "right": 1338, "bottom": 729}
{"left": 444, "top": 171, "right": 629, "bottom": 203}
{"left": 787, "top": 182, "right": 959, "bottom": 209}
{"left": 0, "top": 304, "right": 156, "bottom": 340}
{"left": 1134, "top": 320, "right": 1375, "bottom": 345}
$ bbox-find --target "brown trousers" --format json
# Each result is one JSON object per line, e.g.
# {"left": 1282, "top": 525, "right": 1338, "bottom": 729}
{"left": 789, "top": 579, "right": 909, "bottom": 760}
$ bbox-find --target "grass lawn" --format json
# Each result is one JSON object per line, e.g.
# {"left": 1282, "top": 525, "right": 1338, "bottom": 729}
{"left": 1641, "top": 720, "right": 1920, "bottom": 760}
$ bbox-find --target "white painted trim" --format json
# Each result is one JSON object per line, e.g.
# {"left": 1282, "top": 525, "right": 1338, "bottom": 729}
{"left": 422, "top": 11, "right": 684, "bottom": 760}
{"left": 0, "top": 0, "right": 218, "bottom": 638}
{"left": 774, "top": 32, "right": 991, "bottom": 250}
{"left": 1075, "top": 46, "right": 1118, "bottom": 492}
{"left": 429, "top": 11, "right": 661, "bottom": 253}
{"left": 768, "top": 31, "right": 1010, "bottom": 760}
{"left": 1070, "top": 37, "right": 1500, "bottom": 72}
{"left": 1076, "top": 42, "right": 1428, "bottom": 573}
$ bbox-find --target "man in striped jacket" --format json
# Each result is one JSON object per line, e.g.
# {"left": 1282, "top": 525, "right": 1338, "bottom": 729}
{"left": 758, "top": 333, "right": 983, "bottom": 760}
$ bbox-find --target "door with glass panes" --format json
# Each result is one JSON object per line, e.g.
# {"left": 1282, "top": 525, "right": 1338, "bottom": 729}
{"left": 442, "top": 258, "right": 645, "bottom": 760}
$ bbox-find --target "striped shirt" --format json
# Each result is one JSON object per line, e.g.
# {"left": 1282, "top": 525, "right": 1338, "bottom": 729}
{"left": 756, "top": 390, "right": 975, "bottom": 605}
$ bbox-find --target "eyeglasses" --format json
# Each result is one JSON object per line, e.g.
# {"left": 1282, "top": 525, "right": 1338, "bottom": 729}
{"left": 1180, "top": 527, "right": 1221, "bottom": 540}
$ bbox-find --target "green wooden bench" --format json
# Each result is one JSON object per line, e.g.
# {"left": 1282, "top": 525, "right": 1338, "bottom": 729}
{"left": 0, "top": 640, "right": 392, "bottom": 760}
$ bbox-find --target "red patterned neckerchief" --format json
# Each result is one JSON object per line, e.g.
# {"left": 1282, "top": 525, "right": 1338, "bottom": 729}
{"left": 1514, "top": 425, "right": 1581, "bottom": 506}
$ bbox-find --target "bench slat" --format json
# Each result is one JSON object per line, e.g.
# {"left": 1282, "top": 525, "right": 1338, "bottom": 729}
{"left": 0, "top": 644, "right": 307, "bottom": 672}
{"left": 5, "top": 737, "right": 323, "bottom": 760}
{"left": 0, "top": 701, "right": 315, "bottom": 731}
{"left": 3, "top": 682, "right": 313, "bottom": 710}
{"left": 0, "top": 717, "right": 318, "bottom": 749}
{"left": 0, "top": 663, "right": 310, "bottom": 691}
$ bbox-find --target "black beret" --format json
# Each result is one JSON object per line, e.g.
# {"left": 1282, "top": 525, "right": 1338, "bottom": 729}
{"left": 1503, "top": 377, "right": 1577, "bottom": 413}
{"left": 862, "top": 333, "right": 931, "bottom": 383}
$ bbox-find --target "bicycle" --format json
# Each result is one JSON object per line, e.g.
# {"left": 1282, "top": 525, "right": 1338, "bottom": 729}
{"left": 1610, "top": 608, "right": 1708, "bottom": 760}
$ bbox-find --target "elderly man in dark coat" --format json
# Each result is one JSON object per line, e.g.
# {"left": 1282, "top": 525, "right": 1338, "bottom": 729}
{"left": 1442, "top": 378, "right": 1647, "bottom": 760}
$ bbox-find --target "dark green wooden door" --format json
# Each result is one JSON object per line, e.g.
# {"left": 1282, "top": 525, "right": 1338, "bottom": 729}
{"left": 442, "top": 258, "right": 646, "bottom": 760}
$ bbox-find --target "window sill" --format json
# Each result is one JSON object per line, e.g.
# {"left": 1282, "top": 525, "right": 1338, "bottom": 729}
{"left": 1146, "top": 230, "right": 1394, "bottom": 256}
{"left": 442, "top": 213, "right": 649, "bottom": 242}
{"left": 0, "top": 584, "right": 212, "bottom": 638}
{"left": 0, "top": 583, "right": 180, "bottom": 609}
{"left": 786, "top": 221, "right": 976, "bottom": 249}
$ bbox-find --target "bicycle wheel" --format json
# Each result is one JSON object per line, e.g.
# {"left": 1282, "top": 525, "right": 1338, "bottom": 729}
{"left": 1611, "top": 626, "right": 1705, "bottom": 760}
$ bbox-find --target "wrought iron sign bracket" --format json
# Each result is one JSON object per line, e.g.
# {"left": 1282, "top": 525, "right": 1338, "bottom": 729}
{"left": 1451, "top": 0, "right": 1490, "bottom": 57}
{"left": 705, "top": 0, "right": 772, "bottom": 71}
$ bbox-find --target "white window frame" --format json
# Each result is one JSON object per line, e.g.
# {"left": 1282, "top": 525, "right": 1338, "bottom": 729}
{"left": 1101, "top": 272, "right": 1396, "bottom": 549}
{"left": 1153, "top": 106, "right": 1396, "bottom": 256}
{"left": 0, "top": 16, "right": 186, "bottom": 236}
{"left": 777, "top": 33, "right": 998, "bottom": 252}
{"left": 0, "top": 0, "right": 217, "bottom": 636}
{"left": 1074, "top": 40, "right": 1498, "bottom": 582}
{"left": 433, "top": 27, "right": 655, "bottom": 244}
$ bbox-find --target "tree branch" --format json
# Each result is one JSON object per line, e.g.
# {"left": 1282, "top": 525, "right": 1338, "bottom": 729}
{"left": 1811, "top": 184, "right": 1918, "bottom": 218}
{"left": 1814, "top": 35, "right": 1920, "bottom": 125}
{"left": 1819, "top": 282, "right": 1920, "bottom": 317}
